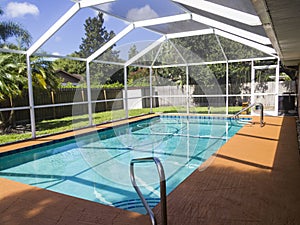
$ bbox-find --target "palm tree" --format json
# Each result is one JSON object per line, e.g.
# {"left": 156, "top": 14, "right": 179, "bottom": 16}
{"left": 0, "top": 52, "right": 60, "bottom": 131}
{"left": 0, "top": 54, "right": 24, "bottom": 100}
{"left": 0, "top": 7, "right": 60, "bottom": 131}
{"left": 0, "top": 6, "right": 32, "bottom": 47}
{"left": 0, "top": 53, "right": 26, "bottom": 130}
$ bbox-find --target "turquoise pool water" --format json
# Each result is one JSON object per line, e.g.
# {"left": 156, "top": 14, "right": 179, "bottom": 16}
{"left": 0, "top": 115, "right": 244, "bottom": 214}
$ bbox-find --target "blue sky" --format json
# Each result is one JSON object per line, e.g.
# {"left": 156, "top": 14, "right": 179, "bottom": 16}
{"left": 0, "top": 0, "right": 177, "bottom": 56}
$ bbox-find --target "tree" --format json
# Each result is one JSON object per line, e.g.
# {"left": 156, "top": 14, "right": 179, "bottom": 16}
{"left": 53, "top": 52, "right": 86, "bottom": 75}
{"left": 127, "top": 44, "right": 153, "bottom": 86}
{"left": 127, "top": 44, "right": 141, "bottom": 80}
{"left": 78, "top": 12, "right": 122, "bottom": 85}
{"left": 79, "top": 12, "right": 115, "bottom": 58}
{"left": 0, "top": 54, "right": 24, "bottom": 100}
{"left": 128, "top": 44, "right": 138, "bottom": 59}
{"left": 0, "top": 7, "right": 32, "bottom": 47}
{"left": 0, "top": 7, "right": 60, "bottom": 130}
{"left": 0, "top": 51, "right": 59, "bottom": 131}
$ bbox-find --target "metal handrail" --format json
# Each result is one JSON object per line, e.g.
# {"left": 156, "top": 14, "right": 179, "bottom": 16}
{"left": 234, "top": 102, "right": 264, "bottom": 127}
{"left": 130, "top": 157, "right": 167, "bottom": 225}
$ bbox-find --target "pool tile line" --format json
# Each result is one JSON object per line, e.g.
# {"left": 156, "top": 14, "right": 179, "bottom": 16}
{"left": 160, "top": 113, "right": 252, "bottom": 121}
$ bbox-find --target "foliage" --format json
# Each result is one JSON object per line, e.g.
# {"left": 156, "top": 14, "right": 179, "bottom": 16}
{"left": 127, "top": 45, "right": 152, "bottom": 87}
{"left": 101, "top": 81, "right": 124, "bottom": 89}
{"left": 58, "top": 82, "right": 77, "bottom": 88}
{"left": 53, "top": 52, "right": 86, "bottom": 75}
{"left": 79, "top": 12, "right": 115, "bottom": 58}
{"left": 0, "top": 7, "right": 31, "bottom": 47}
{"left": 0, "top": 53, "right": 24, "bottom": 100}
{"left": 128, "top": 67, "right": 150, "bottom": 86}
{"left": 280, "top": 72, "right": 291, "bottom": 81}
{"left": 57, "top": 81, "right": 124, "bottom": 89}
{"left": 128, "top": 44, "right": 138, "bottom": 59}
{"left": 77, "top": 12, "right": 123, "bottom": 85}
{"left": 0, "top": 51, "right": 60, "bottom": 130}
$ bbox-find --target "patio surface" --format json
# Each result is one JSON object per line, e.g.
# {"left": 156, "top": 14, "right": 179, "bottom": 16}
{"left": 0, "top": 115, "right": 300, "bottom": 225}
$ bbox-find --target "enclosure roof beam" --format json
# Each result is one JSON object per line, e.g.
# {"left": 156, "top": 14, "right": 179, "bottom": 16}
{"left": 27, "top": 3, "right": 80, "bottom": 56}
{"left": 125, "top": 36, "right": 166, "bottom": 67}
{"left": 26, "top": 0, "right": 114, "bottom": 56}
{"left": 87, "top": 23, "right": 135, "bottom": 63}
{"left": 191, "top": 13, "right": 271, "bottom": 45}
{"left": 169, "top": 40, "right": 188, "bottom": 65}
{"left": 151, "top": 43, "right": 164, "bottom": 67}
{"left": 33, "top": 52, "right": 87, "bottom": 62}
{"left": 87, "top": 14, "right": 191, "bottom": 63}
{"left": 173, "top": 0, "right": 261, "bottom": 26}
{"left": 149, "top": 55, "right": 277, "bottom": 68}
{"left": 0, "top": 48, "right": 26, "bottom": 55}
{"left": 134, "top": 13, "right": 191, "bottom": 28}
{"left": 79, "top": 0, "right": 115, "bottom": 8}
{"left": 214, "top": 29, "right": 277, "bottom": 57}
{"left": 228, "top": 57, "right": 276, "bottom": 63}
{"left": 166, "top": 28, "right": 213, "bottom": 39}
{"left": 214, "top": 30, "right": 228, "bottom": 62}
{"left": 92, "top": 59, "right": 125, "bottom": 66}
{"left": 253, "top": 65, "right": 278, "bottom": 70}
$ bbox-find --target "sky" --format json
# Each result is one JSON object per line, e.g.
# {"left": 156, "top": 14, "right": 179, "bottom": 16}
{"left": 0, "top": 0, "right": 183, "bottom": 56}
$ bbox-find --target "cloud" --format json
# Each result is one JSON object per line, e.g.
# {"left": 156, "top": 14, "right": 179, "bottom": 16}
{"left": 54, "top": 36, "right": 62, "bottom": 42}
{"left": 100, "top": 3, "right": 112, "bottom": 13}
{"left": 96, "top": 3, "right": 112, "bottom": 22}
{"left": 52, "top": 52, "right": 61, "bottom": 56}
{"left": 126, "top": 5, "right": 158, "bottom": 21}
{"left": 5, "top": 2, "right": 39, "bottom": 18}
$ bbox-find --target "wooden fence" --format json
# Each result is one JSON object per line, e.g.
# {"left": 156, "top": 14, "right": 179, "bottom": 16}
{"left": 0, "top": 88, "right": 124, "bottom": 124}
{"left": 0, "top": 81, "right": 296, "bottom": 125}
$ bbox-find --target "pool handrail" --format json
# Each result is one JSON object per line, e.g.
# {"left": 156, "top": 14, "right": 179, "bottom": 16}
{"left": 130, "top": 157, "right": 167, "bottom": 225}
{"left": 234, "top": 102, "right": 264, "bottom": 127}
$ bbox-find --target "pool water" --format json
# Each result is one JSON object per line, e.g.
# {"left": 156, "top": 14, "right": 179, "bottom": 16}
{"left": 0, "top": 115, "right": 244, "bottom": 214}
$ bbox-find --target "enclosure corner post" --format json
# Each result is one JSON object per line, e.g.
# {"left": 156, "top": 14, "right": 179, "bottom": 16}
{"left": 26, "top": 54, "right": 36, "bottom": 138}
{"left": 124, "top": 66, "right": 129, "bottom": 118}
{"left": 250, "top": 60, "right": 255, "bottom": 114}
{"left": 226, "top": 62, "right": 229, "bottom": 115}
{"left": 86, "top": 61, "right": 93, "bottom": 126}
{"left": 150, "top": 67, "right": 153, "bottom": 113}
{"left": 186, "top": 65, "right": 190, "bottom": 114}
{"left": 274, "top": 58, "right": 280, "bottom": 116}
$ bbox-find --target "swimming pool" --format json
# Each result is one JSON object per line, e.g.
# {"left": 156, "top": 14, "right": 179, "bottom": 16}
{"left": 0, "top": 115, "right": 244, "bottom": 214}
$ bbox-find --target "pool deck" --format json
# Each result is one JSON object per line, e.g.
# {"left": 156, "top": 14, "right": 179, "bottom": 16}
{"left": 1, "top": 115, "right": 300, "bottom": 225}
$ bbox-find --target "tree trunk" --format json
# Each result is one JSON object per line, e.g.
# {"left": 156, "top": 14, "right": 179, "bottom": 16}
{"left": 0, "top": 96, "right": 16, "bottom": 133}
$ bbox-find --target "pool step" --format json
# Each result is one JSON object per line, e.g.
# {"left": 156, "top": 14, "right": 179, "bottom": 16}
{"left": 112, "top": 198, "right": 160, "bottom": 211}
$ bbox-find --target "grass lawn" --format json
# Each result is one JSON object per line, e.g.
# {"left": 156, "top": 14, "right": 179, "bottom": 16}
{"left": 0, "top": 106, "right": 242, "bottom": 145}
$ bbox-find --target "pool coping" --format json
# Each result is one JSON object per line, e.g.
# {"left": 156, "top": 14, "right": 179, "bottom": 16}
{"left": 0, "top": 113, "right": 159, "bottom": 155}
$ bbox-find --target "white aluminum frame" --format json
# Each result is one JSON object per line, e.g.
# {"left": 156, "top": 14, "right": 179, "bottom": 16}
{"left": 26, "top": 54, "right": 36, "bottom": 137}
{"left": 26, "top": 3, "right": 80, "bottom": 56}
{"left": 166, "top": 28, "right": 213, "bottom": 39}
{"left": 214, "top": 30, "right": 276, "bottom": 56}
{"left": 0, "top": 0, "right": 282, "bottom": 140}
{"left": 134, "top": 14, "right": 191, "bottom": 28}
{"left": 251, "top": 61, "right": 280, "bottom": 116}
{"left": 79, "top": 0, "right": 115, "bottom": 8}
{"left": 87, "top": 24, "right": 135, "bottom": 63}
{"left": 192, "top": 13, "right": 271, "bottom": 45}
{"left": 172, "top": 0, "right": 262, "bottom": 26}
{"left": 125, "top": 36, "right": 166, "bottom": 67}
